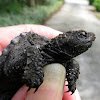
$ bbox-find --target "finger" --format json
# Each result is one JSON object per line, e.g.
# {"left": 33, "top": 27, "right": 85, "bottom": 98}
{"left": 0, "top": 24, "right": 61, "bottom": 39}
{"left": 12, "top": 85, "right": 29, "bottom": 100}
{"left": 62, "top": 89, "right": 81, "bottom": 100}
{"left": 62, "top": 82, "right": 81, "bottom": 100}
{"left": 0, "top": 24, "right": 62, "bottom": 52}
{"left": 28, "top": 24, "right": 62, "bottom": 38}
{"left": 25, "top": 63, "right": 66, "bottom": 100}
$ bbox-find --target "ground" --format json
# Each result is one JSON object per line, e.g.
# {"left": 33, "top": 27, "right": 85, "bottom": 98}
{"left": 45, "top": 0, "right": 100, "bottom": 100}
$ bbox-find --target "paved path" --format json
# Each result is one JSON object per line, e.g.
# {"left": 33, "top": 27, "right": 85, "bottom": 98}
{"left": 45, "top": 0, "right": 100, "bottom": 100}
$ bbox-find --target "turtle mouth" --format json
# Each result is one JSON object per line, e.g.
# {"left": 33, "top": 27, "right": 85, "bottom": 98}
{"left": 85, "top": 35, "right": 95, "bottom": 48}
{"left": 85, "top": 33, "right": 96, "bottom": 44}
{"left": 85, "top": 41, "right": 92, "bottom": 48}
{"left": 87, "top": 32, "right": 96, "bottom": 42}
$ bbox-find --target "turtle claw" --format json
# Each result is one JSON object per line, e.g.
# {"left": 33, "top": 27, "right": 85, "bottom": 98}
{"left": 27, "top": 87, "right": 31, "bottom": 92}
{"left": 65, "top": 82, "right": 76, "bottom": 94}
{"left": 27, "top": 86, "right": 39, "bottom": 93}
{"left": 66, "top": 90, "right": 70, "bottom": 93}
{"left": 34, "top": 87, "right": 39, "bottom": 93}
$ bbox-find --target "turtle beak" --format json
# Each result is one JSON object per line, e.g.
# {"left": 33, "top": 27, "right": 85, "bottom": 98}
{"left": 88, "top": 32, "right": 96, "bottom": 42}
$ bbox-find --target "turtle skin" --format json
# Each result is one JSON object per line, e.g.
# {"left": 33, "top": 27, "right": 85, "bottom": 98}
{"left": 0, "top": 30, "right": 95, "bottom": 99}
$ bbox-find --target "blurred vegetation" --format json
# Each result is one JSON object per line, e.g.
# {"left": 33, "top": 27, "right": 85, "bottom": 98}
{"left": 88, "top": 0, "right": 100, "bottom": 19}
{"left": 0, "top": 0, "right": 64, "bottom": 27}
{"left": 88, "top": 0, "right": 95, "bottom": 5}
{"left": 94, "top": 0, "right": 100, "bottom": 11}
{"left": 88, "top": 0, "right": 100, "bottom": 12}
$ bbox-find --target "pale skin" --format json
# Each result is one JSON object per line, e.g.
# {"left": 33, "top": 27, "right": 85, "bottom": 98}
{"left": 0, "top": 24, "right": 81, "bottom": 100}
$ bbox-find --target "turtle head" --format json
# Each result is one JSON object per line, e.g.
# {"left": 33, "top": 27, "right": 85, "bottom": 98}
{"left": 42, "top": 30, "right": 95, "bottom": 61}
{"left": 56, "top": 30, "right": 96, "bottom": 57}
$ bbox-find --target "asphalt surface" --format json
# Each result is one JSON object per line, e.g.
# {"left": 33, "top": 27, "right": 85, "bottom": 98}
{"left": 45, "top": 0, "right": 100, "bottom": 100}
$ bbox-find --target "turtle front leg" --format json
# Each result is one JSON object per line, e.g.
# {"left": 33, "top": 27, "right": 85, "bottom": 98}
{"left": 62, "top": 59, "right": 80, "bottom": 94}
{"left": 22, "top": 65, "right": 44, "bottom": 92}
{"left": 22, "top": 46, "right": 44, "bottom": 92}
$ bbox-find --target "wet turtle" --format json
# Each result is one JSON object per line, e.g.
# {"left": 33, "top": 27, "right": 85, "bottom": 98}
{"left": 0, "top": 30, "right": 95, "bottom": 99}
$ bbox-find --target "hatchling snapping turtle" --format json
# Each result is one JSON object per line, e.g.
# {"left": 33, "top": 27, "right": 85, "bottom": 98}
{"left": 0, "top": 30, "right": 95, "bottom": 99}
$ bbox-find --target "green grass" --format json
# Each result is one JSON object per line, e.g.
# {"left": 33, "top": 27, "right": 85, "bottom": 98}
{"left": 0, "top": 1, "right": 63, "bottom": 27}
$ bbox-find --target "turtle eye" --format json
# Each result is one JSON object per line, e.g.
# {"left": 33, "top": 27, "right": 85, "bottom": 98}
{"left": 79, "top": 31, "right": 87, "bottom": 38}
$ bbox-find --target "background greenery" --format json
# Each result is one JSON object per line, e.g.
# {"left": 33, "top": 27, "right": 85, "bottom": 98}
{"left": 88, "top": 0, "right": 100, "bottom": 19}
{"left": 88, "top": 0, "right": 95, "bottom": 5}
{"left": 0, "top": 0, "right": 64, "bottom": 27}
{"left": 93, "top": 0, "right": 100, "bottom": 11}
{"left": 88, "top": 0, "right": 100, "bottom": 11}
{"left": 1, "top": 0, "right": 100, "bottom": 27}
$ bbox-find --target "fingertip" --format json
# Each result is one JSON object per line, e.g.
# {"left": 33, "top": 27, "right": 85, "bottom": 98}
{"left": 62, "top": 83, "right": 81, "bottom": 100}
{"left": 62, "top": 84, "right": 76, "bottom": 100}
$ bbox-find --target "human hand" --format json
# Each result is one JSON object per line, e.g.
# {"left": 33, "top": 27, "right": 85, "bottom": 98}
{"left": 0, "top": 24, "right": 81, "bottom": 100}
